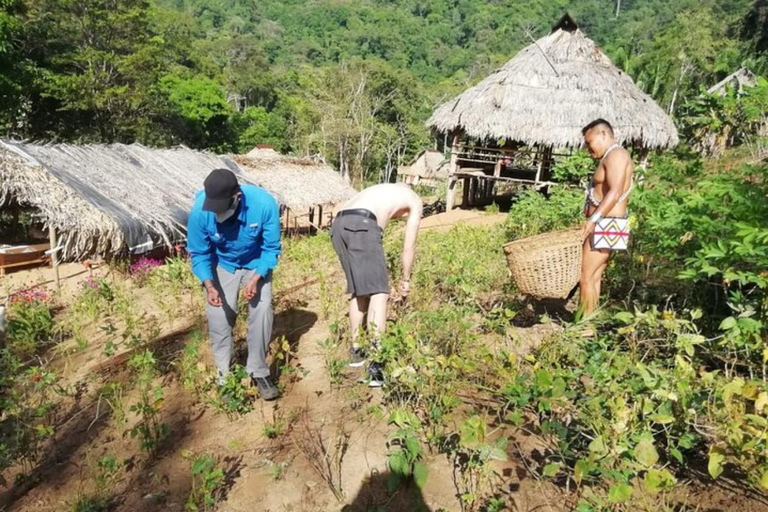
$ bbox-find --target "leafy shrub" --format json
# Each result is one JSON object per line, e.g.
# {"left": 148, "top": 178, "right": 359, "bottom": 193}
{"left": 0, "top": 350, "right": 58, "bottom": 482}
{"left": 387, "top": 224, "right": 509, "bottom": 307}
{"left": 551, "top": 150, "right": 594, "bottom": 184}
{"left": 504, "top": 186, "right": 583, "bottom": 240}
{"left": 6, "top": 294, "right": 54, "bottom": 357}
{"left": 128, "top": 350, "right": 169, "bottom": 456}
{"left": 183, "top": 451, "right": 225, "bottom": 512}
{"left": 210, "top": 365, "right": 255, "bottom": 418}
{"left": 387, "top": 409, "right": 428, "bottom": 490}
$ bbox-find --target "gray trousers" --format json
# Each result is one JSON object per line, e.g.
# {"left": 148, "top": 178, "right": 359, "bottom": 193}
{"left": 205, "top": 266, "right": 273, "bottom": 379}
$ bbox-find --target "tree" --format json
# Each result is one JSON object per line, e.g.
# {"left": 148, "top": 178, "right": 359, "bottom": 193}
{"left": 0, "top": 0, "right": 30, "bottom": 134}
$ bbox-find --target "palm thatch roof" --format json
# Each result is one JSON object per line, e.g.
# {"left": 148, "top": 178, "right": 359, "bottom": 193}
{"left": 234, "top": 147, "right": 355, "bottom": 211}
{"left": 427, "top": 14, "right": 678, "bottom": 149}
{"left": 398, "top": 149, "right": 448, "bottom": 179}
{"left": 0, "top": 141, "right": 261, "bottom": 261}
{"left": 707, "top": 67, "right": 758, "bottom": 95}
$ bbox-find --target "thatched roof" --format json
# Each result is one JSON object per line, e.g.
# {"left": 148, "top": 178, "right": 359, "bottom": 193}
{"left": 234, "top": 147, "right": 355, "bottom": 211}
{"left": 398, "top": 149, "right": 448, "bottom": 179}
{"left": 427, "top": 14, "right": 678, "bottom": 149}
{"left": 707, "top": 67, "right": 758, "bottom": 95}
{"left": 0, "top": 141, "right": 260, "bottom": 260}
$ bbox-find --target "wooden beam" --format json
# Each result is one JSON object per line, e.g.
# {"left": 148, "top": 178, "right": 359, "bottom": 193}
{"left": 48, "top": 225, "right": 60, "bottom": 293}
{"left": 445, "top": 133, "right": 461, "bottom": 211}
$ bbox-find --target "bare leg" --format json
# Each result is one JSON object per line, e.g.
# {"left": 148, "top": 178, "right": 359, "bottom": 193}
{"left": 349, "top": 295, "right": 370, "bottom": 348}
{"left": 367, "top": 293, "right": 389, "bottom": 345}
{"left": 593, "top": 258, "right": 610, "bottom": 304}
{"left": 578, "top": 240, "right": 611, "bottom": 317}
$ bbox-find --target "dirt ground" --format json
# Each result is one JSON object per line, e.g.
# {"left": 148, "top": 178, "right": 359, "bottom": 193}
{"left": 418, "top": 209, "right": 507, "bottom": 233}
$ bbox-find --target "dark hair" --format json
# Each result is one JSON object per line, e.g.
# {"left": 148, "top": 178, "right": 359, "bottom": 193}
{"left": 582, "top": 119, "right": 614, "bottom": 136}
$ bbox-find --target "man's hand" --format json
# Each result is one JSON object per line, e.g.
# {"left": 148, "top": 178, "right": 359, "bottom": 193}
{"left": 205, "top": 285, "right": 222, "bottom": 307}
{"left": 400, "top": 279, "right": 411, "bottom": 298}
{"left": 243, "top": 274, "right": 261, "bottom": 301}
{"left": 583, "top": 220, "right": 596, "bottom": 242}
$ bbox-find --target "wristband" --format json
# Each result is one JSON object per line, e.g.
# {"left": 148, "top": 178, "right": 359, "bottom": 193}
{"left": 589, "top": 212, "right": 603, "bottom": 224}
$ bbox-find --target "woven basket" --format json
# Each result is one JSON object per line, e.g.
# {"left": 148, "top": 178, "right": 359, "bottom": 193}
{"left": 502, "top": 228, "right": 583, "bottom": 299}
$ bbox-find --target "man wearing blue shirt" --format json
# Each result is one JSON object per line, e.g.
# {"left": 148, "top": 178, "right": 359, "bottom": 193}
{"left": 187, "top": 168, "right": 282, "bottom": 400}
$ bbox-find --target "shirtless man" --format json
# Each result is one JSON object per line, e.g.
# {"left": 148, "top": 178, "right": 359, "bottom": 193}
{"left": 579, "top": 119, "right": 633, "bottom": 318}
{"left": 331, "top": 183, "right": 423, "bottom": 386}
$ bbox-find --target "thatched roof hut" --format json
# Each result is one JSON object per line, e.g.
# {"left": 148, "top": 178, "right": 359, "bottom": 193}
{"left": 0, "top": 141, "right": 260, "bottom": 260}
{"left": 427, "top": 14, "right": 678, "bottom": 150}
{"left": 234, "top": 147, "right": 355, "bottom": 211}
{"left": 707, "top": 67, "right": 758, "bottom": 96}
{"left": 397, "top": 149, "right": 449, "bottom": 187}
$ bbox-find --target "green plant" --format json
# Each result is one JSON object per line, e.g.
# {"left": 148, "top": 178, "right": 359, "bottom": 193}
{"left": 99, "top": 382, "right": 127, "bottom": 424}
{"left": 262, "top": 410, "right": 286, "bottom": 439}
{"left": 128, "top": 350, "right": 169, "bottom": 456}
{"left": 183, "top": 451, "right": 225, "bottom": 511}
{"left": 6, "top": 299, "right": 54, "bottom": 357}
{"left": 72, "top": 454, "right": 122, "bottom": 512}
{"left": 551, "top": 150, "right": 594, "bottom": 184}
{"left": 387, "top": 409, "right": 428, "bottom": 491}
{"left": 450, "top": 416, "right": 508, "bottom": 512}
{"left": 504, "top": 186, "right": 583, "bottom": 241}
{"left": 268, "top": 460, "right": 288, "bottom": 480}
{"left": 211, "top": 365, "right": 255, "bottom": 418}
{"left": 174, "top": 330, "right": 214, "bottom": 399}
{"left": 318, "top": 334, "right": 346, "bottom": 386}
{"left": 0, "top": 351, "right": 58, "bottom": 482}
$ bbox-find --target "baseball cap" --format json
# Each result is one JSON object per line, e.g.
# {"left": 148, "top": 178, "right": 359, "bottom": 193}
{"left": 203, "top": 169, "right": 240, "bottom": 213}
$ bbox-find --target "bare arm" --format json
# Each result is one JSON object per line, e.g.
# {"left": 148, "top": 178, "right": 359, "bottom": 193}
{"left": 401, "top": 195, "right": 423, "bottom": 283}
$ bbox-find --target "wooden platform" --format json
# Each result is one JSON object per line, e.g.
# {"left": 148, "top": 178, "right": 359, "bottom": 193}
{"left": 0, "top": 243, "right": 51, "bottom": 275}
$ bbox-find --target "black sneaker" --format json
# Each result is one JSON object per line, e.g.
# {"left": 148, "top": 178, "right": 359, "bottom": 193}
{"left": 349, "top": 347, "right": 367, "bottom": 368}
{"left": 367, "top": 362, "right": 385, "bottom": 388}
{"left": 252, "top": 376, "right": 280, "bottom": 401}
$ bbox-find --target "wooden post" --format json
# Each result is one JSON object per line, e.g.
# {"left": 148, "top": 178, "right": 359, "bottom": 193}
{"left": 534, "top": 147, "right": 545, "bottom": 185}
{"left": 309, "top": 207, "right": 316, "bottom": 235}
{"left": 445, "top": 133, "right": 461, "bottom": 211}
{"left": 318, "top": 205, "right": 324, "bottom": 229}
{"left": 462, "top": 177, "right": 470, "bottom": 208}
{"left": 48, "top": 225, "right": 60, "bottom": 293}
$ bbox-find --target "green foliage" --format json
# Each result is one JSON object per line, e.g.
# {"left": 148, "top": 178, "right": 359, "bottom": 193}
{"left": 551, "top": 151, "right": 595, "bottom": 184}
{"left": 183, "top": 451, "right": 225, "bottom": 512}
{"left": 1, "top": 0, "right": 759, "bottom": 179}
{"left": 0, "top": 349, "right": 58, "bottom": 484}
{"left": 211, "top": 365, "right": 255, "bottom": 418}
{"left": 72, "top": 455, "right": 122, "bottom": 512}
{"left": 391, "top": 224, "right": 508, "bottom": 307}
{"left": 681, "top": 77, "right": 768, "bottom": 157}
{"left": 174, "top": 330, "right": 213, "bottom": 399}
{"left": 158, "top": 74, "right": 234, "bottom": 150}
{"left": 504, "top": 186, "right": 584, "bottom": 240}
{"left": 6, "top": 299, "right": 54, "bottom": 357}
{"left": 128, "top": 350, "right": 169, "bottom": 456}
{"left": 387, "top": 409, "right": 428, "bottom": 491}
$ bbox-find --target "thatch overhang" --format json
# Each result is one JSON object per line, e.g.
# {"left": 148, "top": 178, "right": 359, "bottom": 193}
{"left": 234, "top": 147, "right": 355, "bottom": 211}
{"left": 427, "top": 14, "right": 679, "bottom": 150}
{"left": 0, "top": 141, "right": 264, "bottom": 261}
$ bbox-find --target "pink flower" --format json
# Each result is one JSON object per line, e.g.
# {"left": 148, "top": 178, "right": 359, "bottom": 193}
{"left": 9, "top": 287, "right": 51, "bottom": 304}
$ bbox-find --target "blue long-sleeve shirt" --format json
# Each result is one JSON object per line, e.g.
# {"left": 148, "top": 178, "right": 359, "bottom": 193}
{"left": 187, "top": 184, "right": 281, "bottom": 283}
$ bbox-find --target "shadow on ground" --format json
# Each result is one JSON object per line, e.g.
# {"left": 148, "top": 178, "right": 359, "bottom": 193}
{"left": 341, "top": 470, "right": 431, "bottom": 512}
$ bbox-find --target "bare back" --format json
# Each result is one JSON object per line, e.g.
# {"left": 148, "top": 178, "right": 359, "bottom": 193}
{"left": 339, "top": 183, "right": 421, "bottom": 229}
